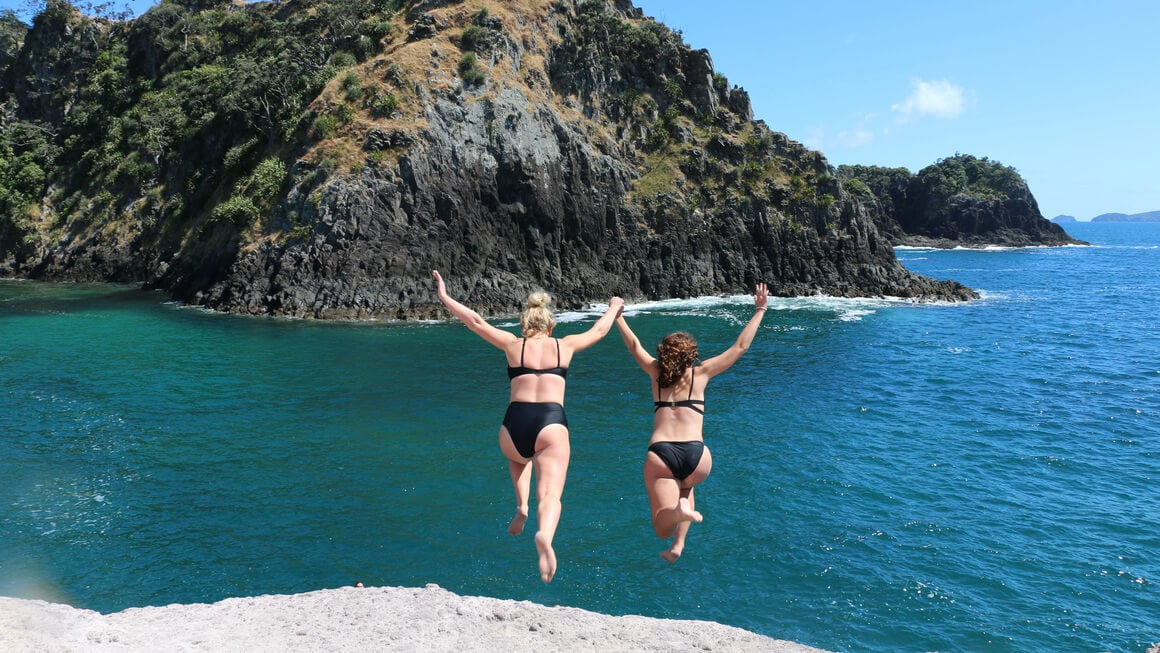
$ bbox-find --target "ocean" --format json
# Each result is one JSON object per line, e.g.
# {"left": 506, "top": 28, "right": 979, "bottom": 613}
{"left": 1, "top": 221, "right": 1156, "bottom": 652}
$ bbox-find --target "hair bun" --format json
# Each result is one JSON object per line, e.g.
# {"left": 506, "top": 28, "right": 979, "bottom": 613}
{"left": 526, "top": 291, "right": 552, "bottom": 310}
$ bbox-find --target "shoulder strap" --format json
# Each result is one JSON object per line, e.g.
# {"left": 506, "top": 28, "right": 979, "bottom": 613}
{"left": 519, "top": 338, "right": 527, "bottom": 367}
{"left": 555, "top": 338, "right": 561, "bottom": 368}
{"left": 688, "top": 367, "right": 695, "bottom": 400}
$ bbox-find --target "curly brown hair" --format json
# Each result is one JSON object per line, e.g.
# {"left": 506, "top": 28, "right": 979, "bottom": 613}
{"left": 657, "top": 332, "right": 698, "bottom": 388}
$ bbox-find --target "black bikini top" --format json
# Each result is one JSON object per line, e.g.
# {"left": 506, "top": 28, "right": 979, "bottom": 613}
{"left": 654, "top": 367, "right": 706, "bottom": 415}
{"left": 508, "top": 338, "right": 568, "bottom": 380}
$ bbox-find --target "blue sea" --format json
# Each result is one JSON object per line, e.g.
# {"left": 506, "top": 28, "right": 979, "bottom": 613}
{"left": 1, "top": 222, "right": 1156, "bottom": 652}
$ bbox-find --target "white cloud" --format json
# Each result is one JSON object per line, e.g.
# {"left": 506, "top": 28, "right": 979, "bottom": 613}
{"left": 836, "top": 127, "right": 874, "bottom": 148}
{"left": 891, "top": 79, "right": 966, "bottom": 122}
{"left": 802, "top": 127, "right": 827, "bottom": 150}
{"left": 803, "top": 114, "right": 875, "bottom": 151}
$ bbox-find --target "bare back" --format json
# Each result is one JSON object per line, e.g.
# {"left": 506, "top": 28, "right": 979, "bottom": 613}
{"left": 650, "top": 365, "right": 708, "bottom": 443}
{"left": 506, "top": 335, "right": 572, "bottom": 404}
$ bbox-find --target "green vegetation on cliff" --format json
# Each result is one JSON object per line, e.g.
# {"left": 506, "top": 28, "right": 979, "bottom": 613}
{"left": 1, "top": 0, "right": 401, "bottom": 266}
{"left": 560, "top": 0, "right": 839, "bottom": 229}
{"left": 1, "top": 0, "right": 837, "bottom": 249}
{"left": 838, "top": 154, "right": 1080, "bottom": 247}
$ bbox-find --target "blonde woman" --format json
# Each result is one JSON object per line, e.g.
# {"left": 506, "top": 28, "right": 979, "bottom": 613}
{"left": 615, "top": 283, "right": 768, "bottom": 561}
{"left": 432, "top": 270, "right": 624, "bottom": 582}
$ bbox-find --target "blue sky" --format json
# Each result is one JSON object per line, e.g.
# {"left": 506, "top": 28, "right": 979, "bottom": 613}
{"left": 5, "top": 0, "right": 1157, "bottom": 220}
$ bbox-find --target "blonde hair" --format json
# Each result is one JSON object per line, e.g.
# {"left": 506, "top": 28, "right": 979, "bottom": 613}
{"left": 657, "top": 332, "right": 698, "bottom": 388}
{"left": 520, "top": 291, "right": 556, "bottom": 337}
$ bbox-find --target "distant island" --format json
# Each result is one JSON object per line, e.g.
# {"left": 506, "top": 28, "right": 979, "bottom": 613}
{"left": 1052, "top": 211, "right": 1159, "bottom": 223}
{"left": 1090, "top": 210, "right": 1160, "bottom": 222}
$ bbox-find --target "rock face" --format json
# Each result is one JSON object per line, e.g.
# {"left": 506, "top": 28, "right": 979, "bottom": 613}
{"left": 0, "top": 13, "right": 25, "bottom": 74}
{"left": 838, "top": 156, "right": 1084, "bottom": 249}
{"left": 0, "top": 0, "right": 986, "bottom": 320}
{"left": 187, "top": 87, "right": 972, "bottom": 319}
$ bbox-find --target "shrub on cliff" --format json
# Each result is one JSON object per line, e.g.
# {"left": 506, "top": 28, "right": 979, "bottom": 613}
{"left": 210, "top": 194, "right": 258, "bottom": 227}
{"left": 458, "top": 52, "right": 486, "bottom": 86}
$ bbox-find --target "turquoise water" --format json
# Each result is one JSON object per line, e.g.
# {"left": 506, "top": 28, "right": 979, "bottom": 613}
{"left": 1, "top": 222, "right": 1156, "bottom": 652}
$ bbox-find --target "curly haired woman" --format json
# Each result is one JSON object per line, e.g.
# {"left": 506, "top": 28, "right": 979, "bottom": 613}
{"left": 614, "top": 283, "right": 768, "bottom": 561}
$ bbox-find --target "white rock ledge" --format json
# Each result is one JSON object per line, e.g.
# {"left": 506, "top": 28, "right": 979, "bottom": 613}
{"left": 0, "top": 584, "right": 833, "bottom": 652}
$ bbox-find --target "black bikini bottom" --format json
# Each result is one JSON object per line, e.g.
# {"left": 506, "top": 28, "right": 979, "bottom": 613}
{"left": 648, "top": 440, "right": 706, "bottom": 481}
{"left": 502, "top": 402, "right": 568, "bottom": 458}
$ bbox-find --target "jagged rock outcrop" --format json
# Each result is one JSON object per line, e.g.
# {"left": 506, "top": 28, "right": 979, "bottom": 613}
{"left": 2, "top": 0, "right": 983, "bottom": 320}
{"left": 0, "top": 11, "right": 26, "bottom": 73}
{"left": 839, "top": 156, "right": 1084, "bottom": 248}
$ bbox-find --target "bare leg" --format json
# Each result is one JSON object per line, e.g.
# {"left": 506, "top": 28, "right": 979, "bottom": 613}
{"left": 661, "top": 487, "right": 695, "bottom": 562}
{"left": 645, "top": 465, "right": 702, "bottom": 539}
{"left": 499, "top": 426, "right": 533, "bottom": 536}
{"left": 531, "top": 427, "right": 570, "bottom": 583}
{"left": 507, "top": 459, "right": 532, "bottom": 535}
{"left": 652, "top": 492, "right": 703, "bottom": 534}
{"left": 645, "top": 446, "right": 711, "bottom": 562}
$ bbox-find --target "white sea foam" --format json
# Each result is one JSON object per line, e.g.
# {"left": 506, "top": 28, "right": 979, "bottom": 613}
{"left": 976, "top": 245, "right": 1038, "bottom": 252}
{"left": 615, "top": 293, "right": 956, "bottom": 322}
{"left": 555, "top": 309, "right": 605, "bottom": 323}
{"left": 243, "top": 290, "right": 972, "bottom": 327}
{"left": 975, "top": 290, "right": 1005, "bottom": 301}
{"left": 895, "top": 244, "right": 1062, "bottom": 253}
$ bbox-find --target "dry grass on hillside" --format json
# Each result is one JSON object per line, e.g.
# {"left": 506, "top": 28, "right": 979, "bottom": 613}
{"left": 303, "top": 0, "right": 567, "bottom": 171}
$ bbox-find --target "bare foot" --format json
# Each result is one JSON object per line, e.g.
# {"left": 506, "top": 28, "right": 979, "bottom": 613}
{"left": 508, "top": 508, "right": 528, "bottom": 536}
{"left": 534, "top": 532, "right": 557, "bottom": 583}
{"left": 659, "top": 525, "right": 685, "bottom": 562}
{"left": 676, "top": 497, "right": 703, "bottom": 523}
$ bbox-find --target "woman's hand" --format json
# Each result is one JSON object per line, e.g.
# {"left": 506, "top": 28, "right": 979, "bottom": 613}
{"left": 610, "top": 296, "right": 625, "bottom": 317}
{"left": 431, "top": 269, "right": 515, "bottom": 348}
{"left": 754, "top": 282, "right": 769, "bottom": 311}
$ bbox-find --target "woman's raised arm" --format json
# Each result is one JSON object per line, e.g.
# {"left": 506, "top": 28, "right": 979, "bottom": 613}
{"left": 432, "top": 270, "right": 517, "bottom": 349}
{"left": 561, "top": 297, "right": 625, "bottom": 353}
{"left": 615, "top": 314, "right": 657, "bottom": 375}
{"left": 699, "top": 283, "right": 769, "bottom": 378}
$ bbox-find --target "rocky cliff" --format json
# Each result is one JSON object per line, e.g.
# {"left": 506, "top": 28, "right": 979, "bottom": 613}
{"left": 0, "top": 11, "right": 24, "bottom": 74}
{"left": 1, "top": 0, "right": 984, "bottom": 319}
{"left": 838, "top": 156, "right": 1084, "bottom": 248}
